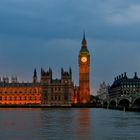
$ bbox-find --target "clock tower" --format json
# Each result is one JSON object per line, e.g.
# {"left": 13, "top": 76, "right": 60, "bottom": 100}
{"left": 78, "top": 33, "right": 90, "bottom": 103}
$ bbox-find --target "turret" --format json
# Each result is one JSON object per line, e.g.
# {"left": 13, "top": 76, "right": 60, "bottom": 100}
{"left": 33, "top": 68, "right": 37, "bottom": 83}
{"left": 119, "top": 75, "right": 121, "bottom": 79}
{"left": 3, "top": 76, "right": 9, "bottom": 83}
{"left": 41, "top": 68, "right": 52, "bottom": 84}
{"left": 11, "top": 76, "right": 18, "bottom": 83}
{"left": 124, "top": 72, "right": 128, "bottom": 79}
{"left": 61, "top": 68, "right": 72, "bottom": 84}
{"left": 133, "top": 72, "right": 138, "bottom": 79}
{"left": 61, "top": 68, "right": 64, "bottom": 75}
{"left": 69, "top": 67, "right": 72, "bottom": 79}
{"left": 49, "top": 67, "right": 52, "bottom": 77}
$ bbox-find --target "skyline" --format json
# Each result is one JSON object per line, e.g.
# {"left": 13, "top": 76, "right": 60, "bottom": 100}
{"left": 1, "top": 0, "right": 140, "bottom": 94}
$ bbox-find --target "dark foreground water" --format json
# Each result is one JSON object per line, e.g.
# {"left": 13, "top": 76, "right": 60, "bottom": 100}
{"left": 0, "top": 108, "right": 140, "bottom": 140}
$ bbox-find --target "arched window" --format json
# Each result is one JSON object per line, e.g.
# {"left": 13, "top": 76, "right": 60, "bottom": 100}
{"left": 29, "top": 96, "right": 32, "bottom": 100}
{"left": 59, "top": 96, "right": 61, "bottom": 101}
{"left": 55, "top": 96, "right": 57, "bottom": 100}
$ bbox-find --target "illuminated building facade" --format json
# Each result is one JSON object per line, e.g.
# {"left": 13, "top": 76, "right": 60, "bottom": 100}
{"left": 72, "top": 85, "right": 80, "bottom": 104}
{"left": 0, "top": 69, "right": 41, "bottom": 105}
{"left": 0, "top": 34, "right": 91, "bottom": 106}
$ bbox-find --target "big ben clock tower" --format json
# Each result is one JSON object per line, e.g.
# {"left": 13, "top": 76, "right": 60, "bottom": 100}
{"left": 78, "top": 33, "right": 90, "bottom": 104}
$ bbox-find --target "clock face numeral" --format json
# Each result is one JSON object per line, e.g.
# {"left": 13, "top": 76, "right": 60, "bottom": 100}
{"left": 81, "top": 57, "right": 87, "bottom": 63}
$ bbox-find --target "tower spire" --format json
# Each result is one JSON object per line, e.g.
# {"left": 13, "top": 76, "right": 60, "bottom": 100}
{"left": 82, "top": 32, "right": 87, "bottom": 47}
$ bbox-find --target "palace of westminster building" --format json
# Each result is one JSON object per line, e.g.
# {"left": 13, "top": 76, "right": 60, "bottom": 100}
{"left": 0, "top": 34, "right": 90, "bottom": 106}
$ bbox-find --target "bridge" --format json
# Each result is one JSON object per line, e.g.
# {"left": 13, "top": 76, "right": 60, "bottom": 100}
{"left": 102, "top": 93, "right": 140, "bottom": 109}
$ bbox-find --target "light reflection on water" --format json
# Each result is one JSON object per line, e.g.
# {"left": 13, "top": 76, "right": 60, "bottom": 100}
{"left": 0, "top": 108, "right": 140, "bottom": 140}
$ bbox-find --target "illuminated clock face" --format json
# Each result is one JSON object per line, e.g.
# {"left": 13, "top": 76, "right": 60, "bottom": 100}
{"left": 81, "top": 57, "right": 87, "bottom": 63}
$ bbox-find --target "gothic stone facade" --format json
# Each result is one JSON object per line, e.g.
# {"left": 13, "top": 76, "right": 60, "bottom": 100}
{"left": 40, "top": 68, "right": 73, "bottom": 106}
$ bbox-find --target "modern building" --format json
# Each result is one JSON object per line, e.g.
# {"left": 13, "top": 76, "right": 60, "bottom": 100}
{"left": 0, "top": 34, "right": 91, "bottom": 106}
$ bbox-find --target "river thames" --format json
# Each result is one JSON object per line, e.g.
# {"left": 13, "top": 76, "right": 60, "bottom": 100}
{"left": 0, "top": 108, "right": 140, "bottom": 140}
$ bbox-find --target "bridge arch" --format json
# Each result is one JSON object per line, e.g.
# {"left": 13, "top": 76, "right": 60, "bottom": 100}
{"left": 133, "top": 97, "right": 140, "bottom": 107}
{"left": 118, "top": 99, "right": 130, "bottom": 108}
{"left": 109, "top": 100, "right": 117, "bottom": 107}
{"left": 103, "top": 101, "right": 108, "bottom": 107}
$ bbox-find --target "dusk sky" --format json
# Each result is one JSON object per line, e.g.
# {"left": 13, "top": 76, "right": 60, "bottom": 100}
{"left": 1, "top": 0, "right": 140, "bottom": 94}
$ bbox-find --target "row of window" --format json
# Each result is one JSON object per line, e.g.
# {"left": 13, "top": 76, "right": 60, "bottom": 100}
{"left": 51, "top": 96, "right": 61, "bottom": 101}
{"left": 51, "top": 87, "right": 61, "bottom": 92}
{"left": 49, "top": 87, "right": 69, "bottom": 92}
{"left": 50, "top": 95, "right": 69, "bottom": 101}
{"left": 122, "top": 84, "right": 140, "bottom": 87}
{"left": 0, "top": 96, "right": 40, "bottom": 101}
{"left": 122, "top": 90, "right": 139, "bottom": 94}
{"left": 0, "top": 91, "right": 38, "bottom": 94}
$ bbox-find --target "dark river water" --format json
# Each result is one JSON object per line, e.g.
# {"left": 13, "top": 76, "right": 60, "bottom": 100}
{"left": 0, "top": 108, "right": 140, "bottom": 140}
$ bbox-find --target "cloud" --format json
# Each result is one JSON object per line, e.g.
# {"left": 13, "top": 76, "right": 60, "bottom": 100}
{"left": 1, "top": 0, "right": 140, "bottom": 41}
{"left": 107, "top": 4, "right": 140, "bottom": 24}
